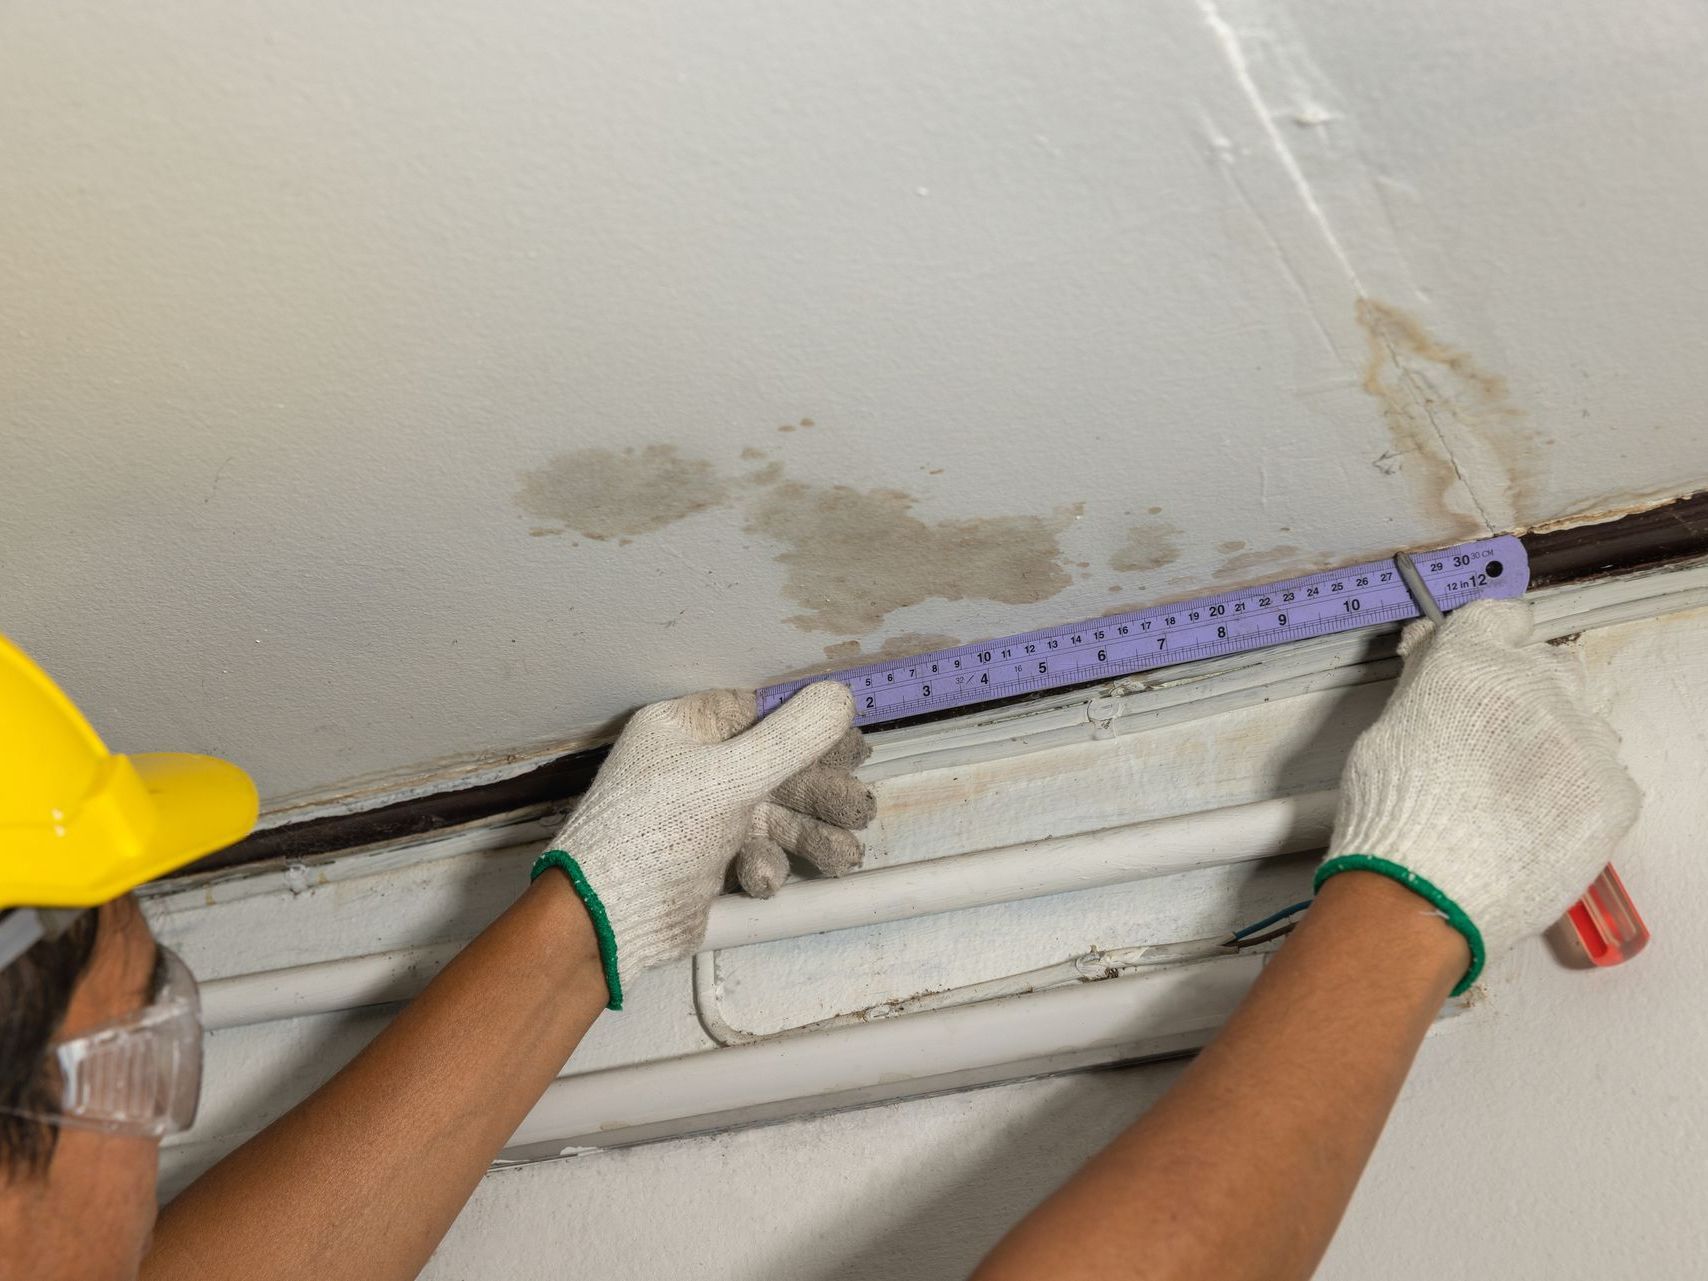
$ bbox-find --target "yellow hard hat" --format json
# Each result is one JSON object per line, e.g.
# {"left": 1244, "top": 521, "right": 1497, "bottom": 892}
{"left": 0, "top": 634, "right": 258, "bottom": 911}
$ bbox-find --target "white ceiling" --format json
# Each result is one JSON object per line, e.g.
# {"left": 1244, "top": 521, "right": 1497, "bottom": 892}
{"left": 5, "top": 0, "right": 1706, "bottom": 808}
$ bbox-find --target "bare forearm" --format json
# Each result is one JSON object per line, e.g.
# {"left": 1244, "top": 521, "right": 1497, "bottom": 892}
{"left": 145, "top": 874, "right": 607, "bottom": 1281}
{"left": 975, "top": 872, "right": 1467, "bottom": 1281}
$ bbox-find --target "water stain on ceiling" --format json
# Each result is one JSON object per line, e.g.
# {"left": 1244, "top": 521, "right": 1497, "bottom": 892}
{"left": 1109, "top": 517, "right": 1182, "bottom": 573}
{"left": 773, "top": 631, "right": 967, "bottom": 680}
{"left": 821, "top": 632, "right": 963, "bottom": 665}
{"left": 517, "top": 445, "right": 1081, "bottom": 636}
{"left": 745, "top": 477, "right": 1081, "bottom": 634}
{"left": 517, "top": 444, "right": 727, "bottom": 540}
{"left": 1357, "top": 298, "right": 1540, "bottom": 531}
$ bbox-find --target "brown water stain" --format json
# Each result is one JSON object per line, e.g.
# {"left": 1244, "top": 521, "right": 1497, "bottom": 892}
{"left": 771, "top": 632, "right": 967, "bottom": 680}
{"left": 745, "top": 461, "right": 785, "bottom": 486}
{"left": 516, "top": 445, "right": 726, "bottom": 540}
{"left": 825, "top": 632, "right": 963, "bottom": 665}
{"left": 745, "top": 480, "right": 1079, "bottom": 633}
{"left": 740, "top": 447, "right": 767, "bottom": 461}
{"left": 1110, "top": 518, "right": 1183, "bottom": 573}
{"left": 1217, "top": 539, "right": 1247, "bottom": 554}
{"left": 768, "top": 631, "right": 956, "bottom": 683}
{"left": 1356, "top": 298, "right": 1539, "bottom": 531}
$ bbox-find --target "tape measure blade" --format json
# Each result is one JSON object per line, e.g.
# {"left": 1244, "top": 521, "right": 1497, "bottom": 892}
{"left": 758, "top": 535, "right": 1528, "bottom": 726}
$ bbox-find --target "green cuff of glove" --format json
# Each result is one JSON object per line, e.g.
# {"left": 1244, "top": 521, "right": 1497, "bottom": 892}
{"left": 531, "top": 850, "right": 624, "bottom": 1011}
{"left": 1314, "top": 855, "right": 1485, "bottom": 997}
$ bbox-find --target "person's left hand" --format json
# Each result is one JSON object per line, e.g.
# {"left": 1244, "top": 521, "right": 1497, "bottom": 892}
{"left": 534, "top": 683, "right": 875, "bottom": 1007}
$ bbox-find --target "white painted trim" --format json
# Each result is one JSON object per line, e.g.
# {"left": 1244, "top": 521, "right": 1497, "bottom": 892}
{"left": 145, "top": 806, "right": 565, "bottom": 905}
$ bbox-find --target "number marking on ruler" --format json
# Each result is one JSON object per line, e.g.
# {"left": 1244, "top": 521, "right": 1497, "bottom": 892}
{"left": 758, "top": 535, "right": 1528, "bottom": 728}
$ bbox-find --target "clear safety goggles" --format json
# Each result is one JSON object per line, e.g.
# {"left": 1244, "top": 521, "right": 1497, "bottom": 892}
{"left": 2, "top": 945, "right": 203, "bottom": 1139}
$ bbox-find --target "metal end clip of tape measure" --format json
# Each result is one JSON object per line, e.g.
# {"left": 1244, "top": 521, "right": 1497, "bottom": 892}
{"left": 760, "top": 533, "right": 1646, "bottom": 971}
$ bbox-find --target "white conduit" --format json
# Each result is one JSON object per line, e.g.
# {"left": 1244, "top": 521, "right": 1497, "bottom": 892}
{"left": 500, "top": 952, "right": 1270, "bottom": 1158}
{"left": 200, "top": 790, "right": 1336, "bottom": 1031}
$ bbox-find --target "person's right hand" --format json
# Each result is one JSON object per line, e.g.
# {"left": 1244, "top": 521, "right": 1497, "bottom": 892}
{"left": 1317, "top": 599, "right": 1641, "bottom": 993}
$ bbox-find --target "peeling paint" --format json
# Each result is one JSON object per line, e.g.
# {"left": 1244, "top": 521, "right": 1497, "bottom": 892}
{"left": 745, "top": 480, "right": 1079, "bottom": 634}
{"left": 1110, "top": 519, "right": 1183, "bottom": 573}
{"left": 1528, "top": 483, "right": 1700, "bottom": 533}
{"left": 515, "top": 445, "right": 726, "bottom": 540}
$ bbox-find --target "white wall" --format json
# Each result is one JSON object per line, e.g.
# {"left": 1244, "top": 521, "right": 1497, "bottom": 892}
{"left": 416, "top": 606, "right": 1708, "bottom": 1280}
{"left": 6, "top": 1, "right": 1708, "bottom": 809}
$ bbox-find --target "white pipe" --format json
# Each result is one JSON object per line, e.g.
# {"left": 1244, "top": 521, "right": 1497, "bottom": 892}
{"left": 500, "top": 953, "right": 1271, "bottom": 1159}
{"left": 704, "top": 791, "right": 1334, "bottom": 950}
{"left": 201, "top": 940, "right": 467, "bottom": 1030}
{"left": 200, "top": 792, "right": 1334, "bottom": 1031}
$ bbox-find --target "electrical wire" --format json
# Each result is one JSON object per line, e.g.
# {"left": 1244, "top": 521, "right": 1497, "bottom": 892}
{"left": 1229, "top": 899, "right": 1311, "bottom": 941}
{"left": 1229, "top": 922, "right": 1298, "bottom": 950}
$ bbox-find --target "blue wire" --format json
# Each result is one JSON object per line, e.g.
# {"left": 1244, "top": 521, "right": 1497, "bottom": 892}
{"left": 1230, "top": 899, "right": 1312, "bottom": 941}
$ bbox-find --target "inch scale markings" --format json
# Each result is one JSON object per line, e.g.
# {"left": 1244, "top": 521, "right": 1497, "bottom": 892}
{"left": 759, "top": 535, "right": 1528, "bottom": 728}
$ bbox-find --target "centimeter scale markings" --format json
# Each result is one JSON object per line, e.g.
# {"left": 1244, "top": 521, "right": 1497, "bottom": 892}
{"left": 759, "top": 535, "right": 1529, "bottom": 728}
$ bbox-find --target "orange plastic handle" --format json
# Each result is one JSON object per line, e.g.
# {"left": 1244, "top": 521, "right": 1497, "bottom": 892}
{"left": 1564, "top": 863, "right": 1649, "bottom": 967}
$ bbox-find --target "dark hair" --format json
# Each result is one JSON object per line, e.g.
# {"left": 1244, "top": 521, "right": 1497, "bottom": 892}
{"left": 0, "top": 911, "right": 99, "bottom": 1181}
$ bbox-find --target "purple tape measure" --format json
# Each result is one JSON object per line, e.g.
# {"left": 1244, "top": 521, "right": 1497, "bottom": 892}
{"left": 759, "top": 535, "right": 1528, "bottom": 728}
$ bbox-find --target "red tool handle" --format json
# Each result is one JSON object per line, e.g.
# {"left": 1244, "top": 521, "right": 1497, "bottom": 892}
{"left": 1565, "top": 863, "right": 1649, "bottom": 966}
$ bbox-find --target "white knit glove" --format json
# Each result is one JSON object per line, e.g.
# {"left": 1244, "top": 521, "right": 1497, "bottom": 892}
{"left": 533, "top": 682, "right": 873, "bottom": 1008}
{"left": 1318, "top": 600, "right": 1640, "bottom": 994}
